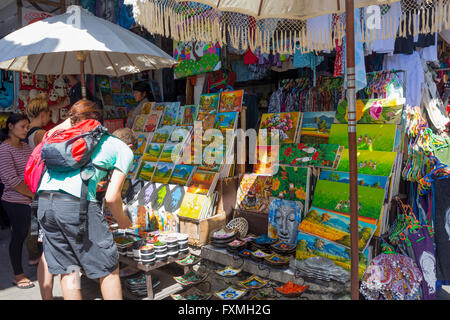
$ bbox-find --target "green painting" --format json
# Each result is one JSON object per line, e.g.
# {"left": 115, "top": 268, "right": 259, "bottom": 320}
{"left": 271, "top": 166, "right": 309, "bottom": 206}
{"left": 311, "top": 179, "right": 385, "bottom": 223}
{"left": 336, "top": 149, "right": 397, "bottom": 177}
{"left": 279, "top": 143, "right": 343, "bottom": 169}
{"left": 137, "top": 161, "right": 158, "bottom": 181}
{"left": 334, "top": 98, "right": 405, "bottom": 124}
{"left": 329, "top": 124, "right": 397, "bottom": 152}
{"left": 142, "top": 143, "right": 164, "bottom": 162}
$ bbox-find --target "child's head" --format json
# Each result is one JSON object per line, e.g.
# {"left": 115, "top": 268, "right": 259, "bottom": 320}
{"left": 113, "top": 128, "right": 138, "bottom": 151}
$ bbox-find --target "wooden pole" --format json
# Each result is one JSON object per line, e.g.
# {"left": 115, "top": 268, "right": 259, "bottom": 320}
{"left": 76, "top": 51, "right": 87, "bottom": 100}
{"left": 345, "top": 0, "right": 359, "bottom": 300}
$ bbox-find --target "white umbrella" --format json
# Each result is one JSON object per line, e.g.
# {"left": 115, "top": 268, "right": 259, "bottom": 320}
{"left": 0, "top": 5, "right": 177, "bottom": 97}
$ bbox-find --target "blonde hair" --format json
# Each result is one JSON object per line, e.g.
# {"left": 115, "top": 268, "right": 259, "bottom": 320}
{"left": 25, "top": 93, "right": 49, "bottom": 119}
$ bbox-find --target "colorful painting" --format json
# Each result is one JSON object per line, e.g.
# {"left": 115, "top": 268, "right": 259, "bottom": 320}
{"left": 214, "top": 112, "right": 238, "bottom": 133}
{"left": 319, "top": 170, "right": 389, "bottom": 190}
{"left": 123, "top": 94, "right": 137, "bottom": 109}
{"left": 219, "top": 90, "right": 244, "bottom": 112}
{"left": 271, "top": 166, "right": 309, "bottom": 205}
{"left": 127, "top": 155, "right": 142, "bottom": 179}
{"left": 298, "top": 206, "right": 377, "bottom": 251}
{"left": 142, "top": 143, "right": 164, "bottom": 162}
{"left": 178, "top": 192, "right": 210, "bottom": 219}
{"left": 152, "top": 163, "right": 174, "bottom": 184}
{"left": 253, "top": 145, "right": 280, "bottom": 175}
{"left": 159, "top": 143, "right": 182, "bottom": 163}
{"left": 296, "top": 231, "right": 370, "bottom": 278}
{"left": 164, "top": 185, "right": 186, "bottom": 213}
{"left": 334, "top": 98, "right": 405, "bottom": 124}
{"left": 268, "top": 198, "right": 303, "bottom": 244}
{"left": 153, "top": 102, "right": 166, "bottom": 112}
{"left": 170, "top": 126, "right": 193, "bottom": 144}
{"left": 279, "top": 143, "right": 343, "bottom": 169}
{"left": 135, "top": 132, "right": 150, "bottom": 155}
{"left": 236, "top": 174, "right": 273, "bottom": 214}
{"left": 161, "top": 102, "right": 181, "bottom": 126}
{"left": 143, "top": 111, "right": 162, "bottom": 132}
{"left": 336, "top": 149, "right": 397, "bottom": 177}
{"left": 116, "top": 107, "right": 128, "bottom": 119}
{"left": 174, "top": 41, "right": 221, "bottom": 79}
{"left": 97, "top": 76, "right": 111, "bottom": 92}
{"left": 152, "top": 125, "right": 175, "bottom": 144}
{"left": 142, "top": 102, "right": 155, "bottom": 114}
{"left": 300, "top": 112, "right": 336, "bottom": 144}
{"left": 187, "top": 170, "right": 217, "bottom": 195}
{"left": 132, "top": 114, "right": 148, "bottom": 132}
{"left": 310, "top": 179, "right": 385, "bottom": 223}
{"left": 137, "top": 160, "right": 157, "bottom": 181}
{"left": 169, "top": 165, "right": 195, "bottom": 186}
{"left": 199, "top": 144, "right": 224, "bottom": 172}
{"left": 259, "top": 112, "right": 301, "bottom": 144}
{"left": 328, "top": 124, "right": 397, "bottom": 152}
{"left": 199, "top": 93, "right": 220, "bottom": 114}
{"left": 197, "top": 112, "right": 217, "bottom": 131}
{"left": 179, "top": 105, "right": 199, "bottom": 126}
{"left": 113, "top": 93, "right": 124, "bottom": 106}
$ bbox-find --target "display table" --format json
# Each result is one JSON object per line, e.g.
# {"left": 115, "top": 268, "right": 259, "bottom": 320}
{"left": 118, "top": 252, "right": 189, "bottom": 300}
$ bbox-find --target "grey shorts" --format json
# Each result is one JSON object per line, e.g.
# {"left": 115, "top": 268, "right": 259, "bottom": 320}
{"left": 37, "top": 192, "right": 119, "bottom": 279}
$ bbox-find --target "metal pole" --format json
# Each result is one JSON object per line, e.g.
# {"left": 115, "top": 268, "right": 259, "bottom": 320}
{"left": 345, "top": 0, "right": 359, "bottom": 300}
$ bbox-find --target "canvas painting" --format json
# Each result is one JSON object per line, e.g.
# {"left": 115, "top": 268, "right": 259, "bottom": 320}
{"left": 199, "top": 93, "right": 220, "bottom": 114}
{"left": 298, "top": 206, "right": 377, "bottom": 251}
{"left": 253, "top": 145, "right": 280, "bottom": 176}
{"left": 162, "top": 102, "right": 181, "bottom": 126}
{"left": 135, "top": 133, "right": 150, "bottom": 155}
{"left": 132, "top": 114, "right": 148, "bottom": 132}
{"left": 110, "top": 79, "right": 121, "bottom": 94}
{"left": 136, "top": 182, "right": 156, "bottom": 206}
{"left": 170, "top": 126, "right": 193, "bottom": 144}
{"left": 159, "top": 143, "right": 182, "bottom": 163}
{"left": 97, "top": 76, "right": 111, "bottom": 92}
{"left": 328, "top": 124, "right": 397, "bottom": 152}
{"left": 142, "top": 143, "right": 164, "bottom": 162}
{"left": 179, "top": 105, "right": 199, "bottom": 126}
{"left": 268, "top": 198, "right": 303, "bottom": 244}
{"left": 143, "top": 111, "right": 162, "bottom": 132}
{"left": 152, "top": 163, "right": 175, "bottom": 184}
{"left": 113, "top": 93, "right": 124, "bottom": 106}
{"left": 219, "top": 90, "right": 244, "bottom": 112}
{"left": 197, "top": 112, "right": 217, "bottom": 131}
{"left": 152, "top": 125, "right": 175, "bottom": 144}
{"left": 334, "top": 98, "right": 405, "bottom": 125}
{"left": 173, "top": 41, "right": 221, "bottom": 79}
{"left": 153, "top": 102, "right": 166, "bottom": 112}
{"left": 279, "top": 143, "right": 344, "bottom": 169}
{"left": 300, "top": 112, "right": 336, "bottom": 144}
{"left": 127, "top": 155, "right": 142, "bottom": 179}
{"left": 178, "top": 192, "right": 210, "bottom": 220}
{"left": 137, "top": 160, "right": 158, "bottom": 181}
{"left": 259, "top": 112, "right": 301, "bottom": 144}
{"left": 123, "top": 94, "right": 137, "bottom": 109}
{"left": 187, "top": 170, "right": 217, "bottom": 195}
{"left": 198, "top": 143, "right": 224, "bottom": 172}
{"left": 310, "top": 179, "right": 386, "bottom": 223}
{"left": 236, "top": 174, "right": 273, "bottom": 214}
{"left": 319, "top": 170, "right": 389, "bottom": 190}
{"left": 142, "top": 101, "right": 156, "bottom": 114}
{"left": 295, "top": 231, "right": 370, "bottom": 278}
{"left": 214, "top": 112, "right": 238, "bottom": 133}
{"left": 149, "top": 184, "right": 170, "bottom": 212}
{"left": 271, "top": 166, "right": 309, "bottom": 206}
{"left": 337, "top": 149, "right": 397, "bottom": 177}
{"left": 169, "top": 165, "right": 196, "bottom": 186}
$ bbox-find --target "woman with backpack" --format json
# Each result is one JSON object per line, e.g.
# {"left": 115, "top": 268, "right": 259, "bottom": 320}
{"left": 36, "top": 99, "right": 133, "bottom": 300}
{"left": 0, "top": 113, "right": 35, "bottom": 289}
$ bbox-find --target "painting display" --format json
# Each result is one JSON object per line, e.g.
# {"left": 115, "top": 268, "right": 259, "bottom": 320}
{"left": 253, "top": 145, "right": 279, "bottom": 176}
{"left": 328, "top": 124, "right": 397, "bottom": 152}
{"left": 159, "top": 143, "right": 182, "bottom": 163}
{"left": 199, "top": 93, "right": 220, "bottom": 114}
{"left": 279, "top": 143, "right": 343, "bottom": 169}
{"left": 173, "top": 41, "right": 221, "bottom": 79}
{"left": 336, "top": 149, "right": 397, "bottom": 177}
{"left": 178, "top": 105, "right": 199, "bottom": 126}
{"left": 334, "top": 98, "right": 405, "bottom": 124}
{"left": 319, "top": 170, "right": 389, "bottom": 190}
{"left": 127, "top": 155, "right": 142, "bottom": 179}
{"left": 132, "top": 114, "right": 148, "bottom": 132}
{"left": 300, "top": 112, "right": 336, "bottom": 144}
{"left": 219, "top": 90, "right": 244, "bottom": 112}
{"left": 298, "top": 206, "right": 377, "bottom": 251}
{"left": 197, "top": 112, "right": 217, "bottom": 131}
{"left": 236, "top": 174, "right": 273, "bottom": 214}
{"left": 268, "top": 198, "right": 303, "bottom": 244}
{"left": 271, "top": 166, "right": 310, "bottom": 208}
{"left": 143, "top": 111, "right": 162, "bottom": 132}
{"left": 258, "top": 112, "right": 302, "bottom": 144}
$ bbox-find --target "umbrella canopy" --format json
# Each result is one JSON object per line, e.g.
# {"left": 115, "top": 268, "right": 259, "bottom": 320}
{"left": 0, "top": 5, "right": 177, "bottom": 76}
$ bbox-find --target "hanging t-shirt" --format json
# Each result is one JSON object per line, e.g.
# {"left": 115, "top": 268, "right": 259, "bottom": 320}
{"left": 417, "top": 33, "right": 438, "bottom": 62}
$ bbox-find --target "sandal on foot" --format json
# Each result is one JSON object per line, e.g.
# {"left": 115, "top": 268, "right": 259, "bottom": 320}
{"left": 13, "top": 279, "right": 35, "bottom": 289}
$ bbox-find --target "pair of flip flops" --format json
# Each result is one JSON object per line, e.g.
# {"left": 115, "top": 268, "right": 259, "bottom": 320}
{"left": 13, "top": 279, "right": 35, "bottom": 289}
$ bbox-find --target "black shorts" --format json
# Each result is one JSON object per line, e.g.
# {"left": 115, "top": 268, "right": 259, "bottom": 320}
{"left": 37, "top": 192, "right": 119, "bottom": 279}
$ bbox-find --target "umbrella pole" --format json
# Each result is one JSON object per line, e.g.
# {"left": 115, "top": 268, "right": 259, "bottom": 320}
{"left": 76, "top": 51, "right": 87, "bottom": 100}
{"left": 345, "top": 0, "right": 359, "bottom": 300}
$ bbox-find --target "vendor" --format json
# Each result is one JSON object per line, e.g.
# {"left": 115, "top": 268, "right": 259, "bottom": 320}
{"left": 65, "top": 75, "right": 102, "bottom": 108}
{"left": 126, "top": 81, "right": 153, "bottom": 128}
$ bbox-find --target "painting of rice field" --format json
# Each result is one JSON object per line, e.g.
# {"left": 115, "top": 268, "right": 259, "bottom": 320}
{"left": 328, "top": 124, "right": 397, "bottom": 152}
{"left": 298, "top": 207, "right": 377, "bottom": 251}
{"left": 300, "top": 112, "right": 336, "bottom": 144}
{"left": 319, "top": 170, "right": 389, "bottom": 189}
{"left": 137, "top": 160, "right": 158, "bottom": 181}
{"left": 310, "top": 179, "right": 385, "bottom": 222}
{"left": 142, "top": 143, "right": 164, "bottom": 162}
{"left": 159, "top": 143, "right": 182, "bottom": 163}
{"left": 336, "top": 149, "right": 397, "bottom": 177}
{"left": 295, "top": 231, "right": 369, "bottom": 278}
{"left": 152, "top": 163, "right": 175, "bottom": 184}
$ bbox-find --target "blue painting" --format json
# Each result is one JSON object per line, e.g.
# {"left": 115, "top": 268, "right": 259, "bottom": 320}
{"left": 319, "top": 170, "right": 389, "bottom": 189}
{"left": 169, "top": 165, "right": 195, "bottom": 186}
{"left": 164, "top": 185, "right": 186, "bottom": 213}
{"left": 300, "top": 111, "right": 336, "bottom": 143}
{"left": 268, "top": 198, "right": 303, "bottom": 244}
{"left": 0, "top": 71, "right": 14, "bottom": 111}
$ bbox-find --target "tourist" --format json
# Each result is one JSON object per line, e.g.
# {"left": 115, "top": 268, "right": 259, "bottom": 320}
{"left": 0, "top": 113, "right": 35, "bottom": 289}
{"left": 37, "top": 100, "right": 133, "bottom": 300}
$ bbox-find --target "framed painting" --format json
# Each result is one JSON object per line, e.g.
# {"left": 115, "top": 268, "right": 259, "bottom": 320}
{"left": 300, "top": 111, "right": 336, "bottom": 144}
{"left": 219, "top": 90, "right": 244, "bottom": 112}
{"left": 236, "top": 174, "right": 273, "bottom": 214}
{"left": 268, "top": 198, "right": 303, "bottom": 244}
{"left": 187, "top": 170, "right": 218, "bottom": 195}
